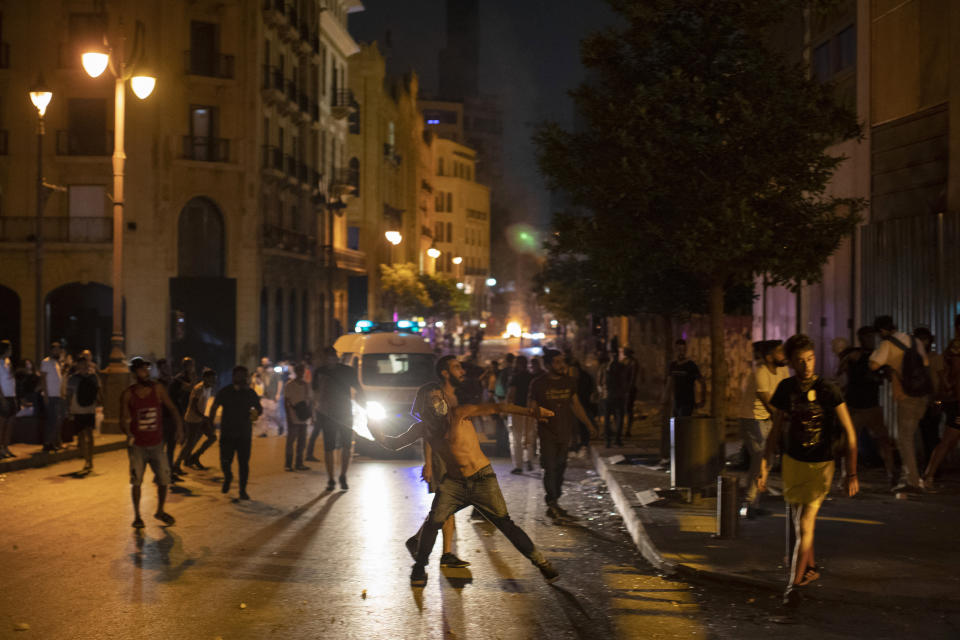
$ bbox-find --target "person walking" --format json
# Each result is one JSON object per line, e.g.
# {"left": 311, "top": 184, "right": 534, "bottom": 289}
{"left": 758, "top": 334, "right": 859, "bottom": 607}
{"left": 529, "top": 350, "right": 598, "bottom": 521}
{"left": 739, "top": 340, "right": 788, "bottom": 517}
{"left": 310, "top": 347, "right": 365, "bottom": 491}
{"left": 120, "top": 357, "right": 183, "bottom": 528}
{"left": 923, "top": 319, "right": 960, "bottom": 488}
{"left": 283, "top": 362, "right": 312, "bottom": 471}
{"left": 66, "top": 355, "right": 101, "bottom": 474}
{"left": 597, "top": 349, "right": 628, "bottom": 447}
{"left": 837, "top": 327, "right": 896, "bottom": 485}
{"left": 660, "top": 339, "right": 706, "bottom": 465}
{"left": 369, "top": 374, "right": 560, "bottom": 587}
{"left": 210, "top": 366, "right": 263, "bottom": 500}
{"left": 175, "top": 368, "right": 218, "bottom": 471}
{"left": 155, "top": 359, "right": 182, "bottom": 482}
{"left": 0, "top": 340, "right": 16, "bottom": 458}
{"left": 40, "top": 342, "right": 64, "bottom": 452}
{"left": 506, "top": 355, "right": 536, "bottom": 474}
{"left": 869, "top": 315, "right": 932, "bottom": 492}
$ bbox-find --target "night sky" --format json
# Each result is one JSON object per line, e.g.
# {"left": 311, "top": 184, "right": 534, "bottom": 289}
{"left": 349, "top": 0, "right": 617, "bottom": 228}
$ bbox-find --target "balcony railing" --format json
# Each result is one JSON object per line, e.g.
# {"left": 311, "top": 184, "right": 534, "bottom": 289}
{"left": 331, "top": 89, "right": 357, "bottom": 119}
{"left": 0, "top": 216, "right": 112, "bottom": 243}
{"left": 0, "top": 43, "right": 9, "bottom": 69}
{"left": 331, "top": 247, "right": 367, "bottom": 273}
{"left": 262, "top": 223, "right": 315, "bottom": 256}
{"left": 185, "top": 50, "right": 235, "bottom": 79}
{"left": 262, "top": 145, "right": 283, "bottom": 171}
{"left": 56, "top": 130, "right": 113, "bottom": 156}
{"left": 331, "top": 167, "right": 359, "bottom": 191}
{"left": 182, "top": 136, "right": 230, "bottom": 163}
{"left": 262, "top": 65, "right": 284, "bottom": 91}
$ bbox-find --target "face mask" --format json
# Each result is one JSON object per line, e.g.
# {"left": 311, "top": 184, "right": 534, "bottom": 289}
{"left": 431, "top": 397, "right": 449, "bottom": 417}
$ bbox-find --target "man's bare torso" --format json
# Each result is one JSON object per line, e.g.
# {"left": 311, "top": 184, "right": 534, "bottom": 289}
{"left": 426, "top": 405, "right": 490, "bottom": 479}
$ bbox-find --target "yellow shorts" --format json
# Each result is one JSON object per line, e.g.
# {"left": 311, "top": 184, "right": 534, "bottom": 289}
{"left": 782, "top": 454, "right": 834, "bottom": 507}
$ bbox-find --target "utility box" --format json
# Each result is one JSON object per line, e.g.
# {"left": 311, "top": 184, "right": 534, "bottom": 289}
{"left": 670, "top": 416, "right": 721, "bottom": 491}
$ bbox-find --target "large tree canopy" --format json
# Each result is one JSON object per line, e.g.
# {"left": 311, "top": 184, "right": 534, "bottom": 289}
{"left": 533, "top": 0, "right": 863, "bottom": 422}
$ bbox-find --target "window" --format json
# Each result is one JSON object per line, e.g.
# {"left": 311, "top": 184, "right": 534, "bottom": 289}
{"left": 65, "top": 98, "right": 108, "bottom": 155}
{"left": 438, "top": 157, "right": 444, "bottom": 176}
{"left": 813, "top": 24, "right": 855, "bottom": 83}
{"left": 187, "top": 105, "right": 221, "bottom": 161}
{"left": 263, "top": 116, "right": 270, "bottom": 146}
{"left": 435, "top": 221, "right": 444, "bottom": 242}
{"left": 837, "top": 25, "right": 855, "bottom": 72}
{"left": 68, "top": 185, "right": 106, "bottom": 241}
{"left": 466, "top": 166, "right": 472, "bottom": 181}
{"left": 446, "top": 193, "right": 453, "bottom": 211}
{"left": 361, "top": 353, "right": 435, "bottom": 387}
{"left": 189, "top": 21, "right": 220, "bottom": 76}
{"left": 347, "top": 226, "right": 360, "bottom": 250}
{"left": 446, "top": 222, "right": 453, "bottom": 243}
{"left": 321, "top": 46, "right": 327, "bottom": 96}
{"left": 388, "top": 121, "right": 396, "bottom": 148}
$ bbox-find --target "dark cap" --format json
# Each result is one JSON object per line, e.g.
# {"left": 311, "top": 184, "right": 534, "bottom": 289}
{"left": 128, "top": 357, "right": 151, "bottom": 372}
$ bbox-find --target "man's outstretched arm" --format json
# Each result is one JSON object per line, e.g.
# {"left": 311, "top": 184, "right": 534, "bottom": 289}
{"left": 369, "top": 420, "right": 425, "bottom": 451}
{"left": 461, "top": 403, "right": 554, "bottom": 420}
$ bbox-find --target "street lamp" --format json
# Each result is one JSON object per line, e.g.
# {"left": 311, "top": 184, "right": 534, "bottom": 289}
{"left": 82, "top": 20, "right": 156, "bottom": 431}
{"left": 486, "top": 277, "right": 497, "bottom": 287}
{"left": 427, "top": 246, "right": 440, "bottom": 259}
{"left": 385, "top": 231, "right": 402, "bottom": 245}
{"left": 452, "top": 256, "right": 462, "bottom": 265}
{"left": 29, "top": 77, "right": 52, "bottom": 363}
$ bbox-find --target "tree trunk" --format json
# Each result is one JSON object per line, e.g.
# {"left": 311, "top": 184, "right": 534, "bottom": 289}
{"left": 708, "top": 279, "right": 727, "bottom": 437}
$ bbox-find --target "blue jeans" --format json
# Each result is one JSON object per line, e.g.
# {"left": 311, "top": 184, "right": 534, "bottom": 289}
{"left": 44, "top": 397, "right": 63, "bottom": 447}
{"left": 415, "top": 465, "right": 537, "bottom": 565}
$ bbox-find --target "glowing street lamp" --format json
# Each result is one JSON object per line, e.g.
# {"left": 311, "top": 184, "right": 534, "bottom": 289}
{"left": 486, "top": 277, "right": 497, "bottom": 287}
{"left": 385, "top": 230, "right": 402, "bottom": 245}
{"left": 427, "top": 246, "right": 441, "bottom": 259}
{"left": 29, "top": 77, "right": 53, "bottom": 362}
{"left": 452, "top": 256, "right": 463, "bottom": 265}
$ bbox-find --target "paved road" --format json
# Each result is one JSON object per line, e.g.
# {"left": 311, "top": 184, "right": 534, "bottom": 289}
{"left": 2, "top": 437, "right": 957, "bottom": 639}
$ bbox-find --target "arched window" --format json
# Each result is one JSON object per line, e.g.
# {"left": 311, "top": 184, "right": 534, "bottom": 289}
{"left": 178, "top": 197, "right": 225, "bottom": 277}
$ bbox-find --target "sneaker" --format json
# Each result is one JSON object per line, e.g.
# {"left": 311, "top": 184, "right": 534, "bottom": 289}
{"left": 326, "top": 479, "right": 336, "bottom": 492}
{"left": 440, "top": 553, "right": 470, "bottom": 568}
{"left": 892, "top": 483, "right": 923, "bottom": 494}
{"left": 405, "top": 535, "right": 419, "bottom": 561}
{"left": 221, "top": 479, "right": 231, "bottom": 494}
{"left": 410, "top": 563, "right": 428, "bottom": 587}
{"left": 525, "top": 461, "right": 534, "bottom": 472}
{"left": 172, "top": 465, "right": 186, "bottom": 476}
{"left": 537, "top": 560, "right": 560, "bottom": 583}
{"left": 546, "top": 505, "right": 564, "bottom": 521}
{"left": 554, "top": 506, "right": 577, "bottom": 520}
{"left": 285, "top": 466, "right": 294, "bottom": 472}
{"left": 510, "top": 467, "right": 523, "bottom": 475}
{"left": 154, "top": 511, "right": 175, "bottom": 526}
{"left": 782, "top": 585, "right": 802, "bottom": 608}
{"left": 239, "top": 490, "right": 251, "bottom": 500}
{"left": 339, "top": 476, "right": 349, "bottom": 491}
{"left": 295, "top": 465, "right": 311, "bottom": 471}
{"left": 190, "top": 460, "right": 208, "bottom": 471}
{"left": 131, "top": 516, "right": 145, "bottom": 529}
{"left": 306, "top": 455, "right": 320, "bottom": 462}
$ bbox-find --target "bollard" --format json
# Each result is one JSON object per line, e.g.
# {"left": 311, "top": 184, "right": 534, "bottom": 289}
{"left": 715, "top": 474, "right": 738, "bottom": 539}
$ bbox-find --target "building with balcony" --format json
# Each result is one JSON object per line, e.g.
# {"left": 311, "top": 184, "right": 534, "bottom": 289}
{"left": 0, "top": 0, "right": 364, "bottom": 377}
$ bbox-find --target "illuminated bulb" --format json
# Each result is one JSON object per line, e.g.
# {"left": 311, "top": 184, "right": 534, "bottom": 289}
{"left": 427, "top": 247, "right": 440, "bottom": 259}
{"left": 485, "top": 278, "right": 497, "bottom": 287}
{"left": 29, "top": 91, "right": 52, "bottom": 117}
{"left": 385, "top": 231, "right": 402, "bottom": 245}
{"left": 452, "top": 256, "right": 463, "bottom": 265}
{"left": 130, "top": 75, "right": 156, "bottom": 99}
{"left": 82, "top": 52, "right": 110, "bottom": 78}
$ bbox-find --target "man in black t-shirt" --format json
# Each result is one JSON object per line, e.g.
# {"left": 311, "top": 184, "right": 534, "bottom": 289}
{"left": 838, "top": 327, "right": 894, "bottom": 482}
{"left": 506, "top": 356, "right": 535, "bottom": 474}
{"left": 664, "top": 339, "right": 705, "bottom": 417}
{"left": 529, "top": 350, "right": 597, "bottom": 521}
{"left": 210, "top": 366, "right": 263, "bottom": 500}
{"left": 759, "top": 334, "right": 858, "bottom": 607}
{"left": 309, "top": 346, "right": 365, "bottom": 491}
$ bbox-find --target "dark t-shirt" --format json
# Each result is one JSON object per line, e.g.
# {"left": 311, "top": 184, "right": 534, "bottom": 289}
{"left": 509, "top": 370, "right": 533, "bottom": 407}
{"left": 529, "top": 373, "right": 578, "bottom": 442}
{"left": 771, "top": 377, "right": 844, "bottom": 463}
{"left": 669, "top": 360, "right": 701, "bottom": 409}
{"left": 313, "top": 364, "right": 359, "bottom": 422}
{"left": 843, "top": 348, "right": 881, "bottom": 409}
{"left": 215, "top": 385, "right": 262, "bottom": 439}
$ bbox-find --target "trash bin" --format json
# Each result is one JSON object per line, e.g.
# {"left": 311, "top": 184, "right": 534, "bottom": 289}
{"left": 670, "top": 416, "right": 721, "bottom": 490}
{"left": 716, "top": 473, "right": 739, "bottom": 539}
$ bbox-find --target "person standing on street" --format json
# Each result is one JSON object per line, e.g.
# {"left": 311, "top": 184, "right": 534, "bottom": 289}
{"left": 837, "top": 327, "right": 895, "bottom": 485}
{"left": 310, "top": 347, "right": 365, "bottom": 491}
{"left": 660, "top": 339, "right": 706, "bottom": 465}
{"left": 176, "top": 368, "right": 218, "bottom": 471}
{"left": 913, "top": 327, "right": 944, "bottom": 469}
{"left": 506, "top": 355, "right": 536, "bottom": 474}
{"left": 759, "top": 334, "right": 859, "bottom": 607}
{"left": 923, "top": 317, "right": 960, "bottom": 488}
{"left": 283, "top": 362, "right": 312, "bottom": 471}
{"left": 40, "top": 342, "right": 64, "bottom": 453}
{"left": 529, "top": 350, "right": 598, "bottom": 521}
{"left": 597, "top": 349, "right": 628, "bottom": 448}
{"left": 120, "top": 358, "right": 184, "bottom": 528}
{"left": 369, "top": 377, "right": 559, "bottom": 587}
{"left": 0, "top": 340, "right": 16, "bottom": 458}
{"left": 869, "top": 315, "right": 932, "bottom": 492}
{"left": 66, "top": 355, "right": 101, "bottom": 474}
{"left": 210, "top": 366, "right": 263, "bottom": 500}
{"left": 739, "top": 340, "right": 788, "bottom": 517}
{"left": 621, "top": 348, "right": 640, "bottom": 437}
{"left": 155, "top": 359, "right": 182, "bottom": 483}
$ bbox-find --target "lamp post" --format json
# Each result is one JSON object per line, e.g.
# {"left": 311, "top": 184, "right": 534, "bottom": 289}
{"left": 81, "top": 21, "right": 155, "bottom": 431}
{"left": 29, "top": 79, "right": 52, "bottom": 364}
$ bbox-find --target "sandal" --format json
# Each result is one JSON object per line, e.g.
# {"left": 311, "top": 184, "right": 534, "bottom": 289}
{"left": 797, "top": 565, "right": 820, "bottom": 586}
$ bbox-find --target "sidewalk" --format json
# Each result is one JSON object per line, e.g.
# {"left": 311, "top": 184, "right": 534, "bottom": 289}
{"left": 594, "top": 405, "right": 960, "bottom": 611}
{"left": 0, "top": 433, "right": 128, "bottom": 474}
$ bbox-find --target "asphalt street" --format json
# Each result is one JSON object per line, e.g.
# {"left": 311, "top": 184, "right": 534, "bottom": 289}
{"left": 1, "top": 436, "right": 957, "bottom": 639}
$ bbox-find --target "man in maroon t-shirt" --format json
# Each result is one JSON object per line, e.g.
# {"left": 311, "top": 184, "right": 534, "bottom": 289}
{"left": 120, "top": 358, "right": 184, "bottom": 528}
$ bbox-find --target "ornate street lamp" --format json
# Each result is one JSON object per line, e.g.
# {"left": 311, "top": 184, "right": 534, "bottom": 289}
{"left": 29, "top": 77, "right": 52, "bottom": 363}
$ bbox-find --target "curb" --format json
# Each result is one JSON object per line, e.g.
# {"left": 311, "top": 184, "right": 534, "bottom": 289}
{"left": 0, "top": 439, "right": 128, "bottom": 474}
{"left": 591, "top": 447, "right": 960, "bottom": 613}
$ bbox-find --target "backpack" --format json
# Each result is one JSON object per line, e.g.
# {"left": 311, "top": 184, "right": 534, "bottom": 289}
{"left": 76, "top": 375, "right": 98, "bottom": 407}
{"left": 494, "top": 368, "right": 512, "bottom": 399}
{"left": 887, "top": 336, "right": 933, "bottom": 397}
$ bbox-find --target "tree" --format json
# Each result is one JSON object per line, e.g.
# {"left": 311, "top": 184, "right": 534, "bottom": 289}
{"left": 380, "top": 263, "right": 431, "bottom": 317}
{"left": 419, "top": 273, "right": 471, "bottom": 320}
{"left": 533, "top": 0, "right": 863, "bottom": 426}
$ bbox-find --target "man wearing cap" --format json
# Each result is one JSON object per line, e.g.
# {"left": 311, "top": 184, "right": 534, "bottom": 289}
{"left": 120, "top": 357, "right": 184, "bottom": 528}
